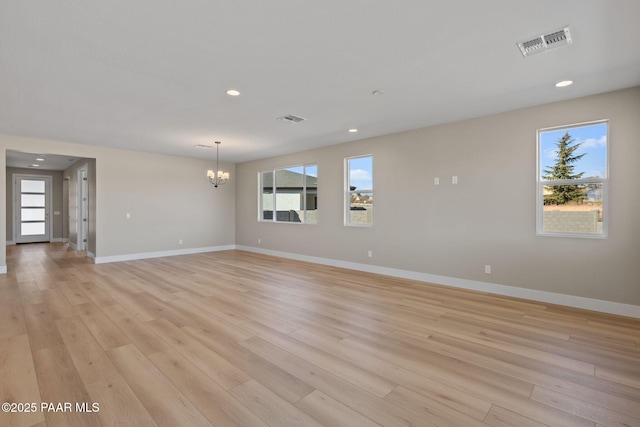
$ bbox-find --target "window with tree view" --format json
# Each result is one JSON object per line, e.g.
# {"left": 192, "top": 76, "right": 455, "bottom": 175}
{"left": 260, "top": 164, "right": 318, "bottom": 223}
{"left": 537, "top": 120, "right": 608, "bottom": 237}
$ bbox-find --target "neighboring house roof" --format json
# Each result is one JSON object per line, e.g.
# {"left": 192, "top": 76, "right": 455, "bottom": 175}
{"left": 263, "top": 170, "right": 318, "bottom": 189}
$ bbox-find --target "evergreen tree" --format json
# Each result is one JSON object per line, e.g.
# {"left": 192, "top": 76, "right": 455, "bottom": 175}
{"left": 542, "top": 132, "right": 586, "bottom": 205}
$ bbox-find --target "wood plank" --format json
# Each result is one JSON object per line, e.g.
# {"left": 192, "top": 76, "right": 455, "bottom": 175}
{"left": 291, "top": 327, "right": 493, "bottom": 420}
{"left": 484, "top": 405, "right": 549, "bottom": 427}
{"left": 23, "top": 303, "right": 65, "bottom": 352}
{"left": 84, "top": 374, "right": 157, "bottom": 427}
{"left": 101, "top": 303, "right": 169, "bottom": 355}
{"left": 58, "top": 280, "right": 92, "bottom": 306}
{"left": 0, "top": 297, "right": 27, "bottom": 339}
{"left": 20, "top": 290, "right": 44, "bottom": 305}
{"left": 230, "top": 379, "right": 324, "bottom": 427}
{"left": 296, "top": 390, "right": 382, "bottom": 427}
{"left": 42, "top": 289, "right": 76, "bottom": 319}
{"left": 55, "top": 316, "right": 119, "bottom": 384}
{"left": 240, "top": 336, "right": 436, "bottom": 427}
{"left": 90, "top": 278, "right": 158, "bottom": 322}
{"left": 17, "top": 279, "right": 40, "bottom": 295}
{"left": 131, "top": 292, "right": 196, "bottom": 327}
{"left": 183, "top": 324, "right": 315, "bottom": 403}
{"left": 76, "top": 281, "right": 117, "bottom": 307}
{"left": 384, "top": 386, "right": 490, "bottom": 427}
{"left": 595, "top": 366, "right": 640, "bottom": 390}
{"left": 108, "top": 344, "right": 212, "bottom": 427}
{"left": 0, "top": 278, "right": 21, "bottom": 301}
{"left": 423, "top": 332, "right": 640, "bottom": 417}
{"left": 0, "top": 335, "right": 45, "bottom": 427}
{"left": 256, "top": 327, "right": 397, "bottom": 398}
{"left": 148, "top": 348, "right": 269, "bottom": 427}
{"left": 32, "top": 345, "right": 102, "bottom": 427}
{"left": 74, "top": 302, "right": 130, "bottom": 351}
{"left": 530, "top": 386, "right": 640, "bottom": 427}
{"left": 146, "top": 318, "right": 250, "bottom": 390}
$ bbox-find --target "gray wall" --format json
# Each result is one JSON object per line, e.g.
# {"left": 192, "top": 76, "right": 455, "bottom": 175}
{"left": 235, "top": 87, "right": 640, "bottom": 306}
{"left": 6, "top": 167, "right": 64, "bottom": 241}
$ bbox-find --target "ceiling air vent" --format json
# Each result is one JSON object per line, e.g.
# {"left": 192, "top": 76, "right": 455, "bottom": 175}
{"left": 517, "top": 26, "right": 572, "bottom": 57}
{"left": 278, "top": 114, "right": 306, "bottom": 123}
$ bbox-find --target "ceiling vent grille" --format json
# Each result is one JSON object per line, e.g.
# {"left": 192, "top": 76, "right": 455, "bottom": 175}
{"left": 278, "top": 114, "right": 306, "bottom": 123}
{"left": 517, "top": 26, "right": 572, "bottom": 57}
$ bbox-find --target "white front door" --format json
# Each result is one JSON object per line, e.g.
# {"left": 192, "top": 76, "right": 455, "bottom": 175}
{"left": 14, "top": 175, "right": 52, "bottom": 243}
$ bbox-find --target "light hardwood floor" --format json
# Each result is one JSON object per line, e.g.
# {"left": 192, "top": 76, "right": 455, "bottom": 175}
{"left": 1, "top": 243, "right": 639, "bottom": 427}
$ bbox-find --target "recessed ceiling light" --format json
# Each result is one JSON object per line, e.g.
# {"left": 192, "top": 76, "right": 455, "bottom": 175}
{"left": 371, "top": 90, "right": 384, "bottom": 96}
{"left": 226, "top": 89, "right": 240, "bottom": 96}
{"left": 36, "top": 157, "right": 45, "bottom": 161}
{"left": 555, "top": 80, "right": 573, "bottom": 88}
{"left": 29, "top": 164, "right": 40, "bottom": 167}
{"left": 348, "top": 128, "right": 358, "bottom": 133}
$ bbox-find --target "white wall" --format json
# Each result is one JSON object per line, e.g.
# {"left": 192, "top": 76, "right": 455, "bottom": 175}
{"left": 0, "top": 136, "right": 235, "bottom": 268}
{"left": 235, "top": 87, "right": 640, "bottom": 307}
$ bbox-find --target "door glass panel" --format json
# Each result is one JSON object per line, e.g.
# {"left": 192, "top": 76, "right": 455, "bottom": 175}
{"left": 21, "top": 194, "right": 45, "bottom": 207}
{"left": 21, "top": 208, "right": 45, "bottom": 221}
{"left": 21, "top": 222, "right": 45, "bottom": 235}
{"left": 21, "top": 179, "right": 46, "bottom": 193}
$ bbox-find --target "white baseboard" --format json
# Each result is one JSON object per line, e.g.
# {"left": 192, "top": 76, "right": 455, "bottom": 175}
{"left": 69, "top": 241, "right": 78, "bottom": 250}
{"left": 93, "top": 245, "right": 236, "bottom": 264}
{"left": 0, "top": 265, "right": 6, "bottom": 274}
{"left": 6, "top": 241, "right": 15, "bottom": 246}
{"left": 236, "top": 245, "right": 640, "bottom": 319}
{"left": 50, "top": 237, "right": 63, "bottom": 243}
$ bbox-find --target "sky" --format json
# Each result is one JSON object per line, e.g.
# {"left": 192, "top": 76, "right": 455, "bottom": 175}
{"left": 539, "top": 122, "right": 607, "bottom": 179}
{"left": 349, "top": 156, "right": 373, "bottom": 191}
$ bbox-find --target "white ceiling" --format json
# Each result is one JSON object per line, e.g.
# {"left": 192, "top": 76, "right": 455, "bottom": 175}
{"left": 1, "top": 1, "right": 639, "bottom": 164}
{"left": 6, "top": 150, "right": 82, "bottom": 171}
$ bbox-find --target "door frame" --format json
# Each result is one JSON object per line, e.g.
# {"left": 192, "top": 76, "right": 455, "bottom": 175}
{"left": 76, "top": 165, "right": 89, "bottom": 251}
{"left": 12, "top": 173, "right": 53, "bottom": 243}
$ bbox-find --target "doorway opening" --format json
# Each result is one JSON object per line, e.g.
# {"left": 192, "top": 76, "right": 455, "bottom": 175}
{"left": 13, "top": 174, "right": 52, "bottom": 243}
{"left": 6, "top": 150, "right": 95, "bottom": 259}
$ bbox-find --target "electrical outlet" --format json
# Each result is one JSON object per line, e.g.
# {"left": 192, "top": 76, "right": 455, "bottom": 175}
{"left": 452, "top": 176, "right": 458, "bottom": 185}
{"left": 179, "top": 239, "right": 183, "bottom": 245}
{"left": 258, "top": 238, "right": 261, "bottom": 244}
{"left": 368, "top": 250, "right": 373, "bottom": 258}
{"left": 485, "top": 265, "right": 491, "bottom": 274}
{"left": 434, "top": 177, "right": 440, "bottom": 186}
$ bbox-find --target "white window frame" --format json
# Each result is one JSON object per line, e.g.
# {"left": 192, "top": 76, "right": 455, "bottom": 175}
{"left": 258, "top": 163, "right": 318, "bottom": 224}
{"left": 536, "top": 120, "right": 608, "bottom": 238}
{"left": 345, "top": 154, "right": 373, "bottom": 227}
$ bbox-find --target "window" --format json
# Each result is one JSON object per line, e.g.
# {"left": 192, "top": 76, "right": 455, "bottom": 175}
{"left": 346, "top": 155, "right": 373, "bottom": 226}
{"left": 260, "top": 164, "right": 318, "bottom": 223}
{"left": 537, "top": 120, "right": 608, "bottom": 237}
